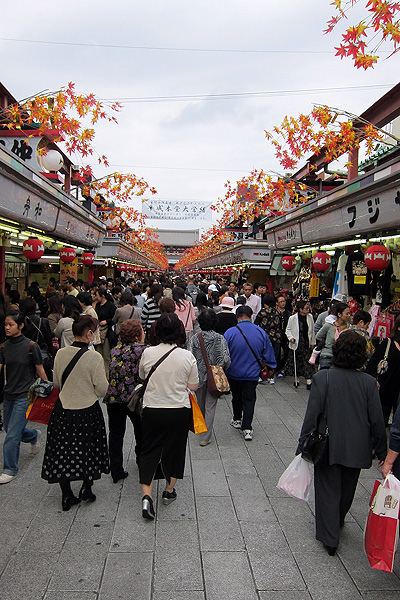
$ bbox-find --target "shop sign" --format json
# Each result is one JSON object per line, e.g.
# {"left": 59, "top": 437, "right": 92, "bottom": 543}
{"left": 244, "top": 249, "right": 272, "bottom": 261}
{"left": 0, "top": 136, "right": 42, "bottom": 171}
{"left": 274, "top": 223, "right": 302, "bottom": 248}
{"left": 55, "top": 208, "right": 102, "bottom": 246}
{"left": 224, "top": 228, "right": 251, "bottom": 244}
{"left": 60, "top": 257, "right": 78, "bottom": 286}
{"left": 0, "top": 173, "right": 58, "bottom": 231}
{"left": 301, "top": 185, "right": 400, "bottom": 243}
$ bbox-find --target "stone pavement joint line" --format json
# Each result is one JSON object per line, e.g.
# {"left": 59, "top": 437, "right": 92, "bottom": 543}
{"left": 1, "top": 378, "right": 400, "bottom": 599}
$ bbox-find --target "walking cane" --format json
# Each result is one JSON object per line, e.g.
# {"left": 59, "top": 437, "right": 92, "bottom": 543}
{"left": 293, "top": 347, "right": 299, "bottom": 388}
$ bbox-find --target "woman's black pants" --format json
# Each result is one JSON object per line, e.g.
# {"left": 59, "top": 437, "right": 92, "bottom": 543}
{"left": 314, "top": 463, "right": 361, "bottom": 548}
{"left": 106, "top": 403, "right": 142, "bottom": 479}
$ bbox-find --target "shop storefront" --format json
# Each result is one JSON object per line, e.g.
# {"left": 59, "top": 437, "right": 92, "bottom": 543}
{"left": 0, "top": 142, "right": 106, "bottom": 294}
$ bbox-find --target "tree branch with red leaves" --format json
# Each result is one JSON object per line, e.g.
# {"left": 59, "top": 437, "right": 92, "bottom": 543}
{"left": 325, "top": 1, "right": 400, "bottom": 69}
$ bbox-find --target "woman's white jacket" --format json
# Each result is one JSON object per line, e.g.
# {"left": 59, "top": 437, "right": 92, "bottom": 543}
{"left": 285, "top": 313, "right": 316, "bottom": 351}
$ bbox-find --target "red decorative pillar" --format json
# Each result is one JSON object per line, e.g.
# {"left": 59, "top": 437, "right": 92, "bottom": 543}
{"left": 348, "top": 148, "right": 359, "bottom": 181}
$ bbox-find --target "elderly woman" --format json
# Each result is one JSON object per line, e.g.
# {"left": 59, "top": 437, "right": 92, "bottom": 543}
{"left": 189, "top": 309, "right": 231, "bottom": 446}
{"left": 41, "top": 314, "right": 110, "bottom": 511}
{"left": 103, "top": 319, "right": 146, "bottom": 482}
{"left": 298, "top": 330, "right": 386, "bottom": 556}
{"left": 139, "top": 313, "right": 199, "bottom": 520}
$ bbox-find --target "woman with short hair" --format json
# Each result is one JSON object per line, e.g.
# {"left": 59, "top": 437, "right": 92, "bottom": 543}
{"left": 285, "top": 300, "right": 316, "bottom": 389}
{"left": 298, "top": 330, "right": 386, "bottom": 556}
{"left": 139, "top": 313, "right": 199, "bottom": 520}
{"left": 189, "top": 309, "right": 230, "bottom": 446}
{"left": 141, "top": 284, "right": 163, "bottom": 341}
{"left": 103, "top": 319, "right": 146, "bottom": 482}
{"left": 41, "top": 313, "right": 109, "bottom": 510}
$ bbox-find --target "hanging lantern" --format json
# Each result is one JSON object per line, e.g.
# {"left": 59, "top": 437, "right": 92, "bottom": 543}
{"left": 311, "top": 252, "right": 331, "bottom": 272}
{"left": 60, "top": 247, "right": 76, "bottom": 263}
{"left": 364, "top": 244, "right": 391, "bottom": 271}
{"left": 117, "top": 263, "right": 128, "bottom": 272}
{"left": 281, "top": 255, "right": 296, "bottom": 271}
{"left": 23, "top": 238, "right": 45, "bottom": 261}
{"left": 82, "top": 252, "right": 95, "bottom": 266}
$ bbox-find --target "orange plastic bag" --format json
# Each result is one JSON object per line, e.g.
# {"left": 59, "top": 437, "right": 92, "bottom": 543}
{"left": 188, "top": 392, "right": 207, "bottom": 434}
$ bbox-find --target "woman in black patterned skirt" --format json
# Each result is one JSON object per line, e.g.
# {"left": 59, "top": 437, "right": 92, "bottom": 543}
{"left": 42, "top": 313, "right": 110, "bottom": 511}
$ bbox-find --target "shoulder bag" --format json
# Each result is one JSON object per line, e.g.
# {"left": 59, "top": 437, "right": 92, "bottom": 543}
{"left": 377, "top": 338, "right": 391, "bottom": 375}
{"left": 127, "top": 346, "right": 177, "bottom": 415}
{"left": 299, "top": 371, "right": 329, "bottom": 467}
{"left": 198, "top": 333, "right": 230, "bottom": 397}
{"left": 27, "top": 347, "right": 88, "bottom": 425}
{"left": 235, "top": 325, "right": 274, "bottom": 380}
{"left": 28, "top": 316, "right": 53, "bottom": 371}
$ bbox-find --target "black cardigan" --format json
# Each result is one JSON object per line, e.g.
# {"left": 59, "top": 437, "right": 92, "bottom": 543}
{"left": 299, "top": 366, "right": 387, "bottom": 466}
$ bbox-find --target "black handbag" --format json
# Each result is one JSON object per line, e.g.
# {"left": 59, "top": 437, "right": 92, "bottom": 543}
{"left": 300, "top": 371, "right": 329, "bottom": 467}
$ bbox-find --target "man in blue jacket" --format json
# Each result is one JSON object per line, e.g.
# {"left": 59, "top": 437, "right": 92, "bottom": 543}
{"left": 224, "top": 305, "right": 276, "bottom": 440}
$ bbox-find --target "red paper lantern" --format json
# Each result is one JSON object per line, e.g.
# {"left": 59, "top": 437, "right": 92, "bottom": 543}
{"left": 23, "top": 238, "right": 45, "bottom": 260}
{"left": 364, "top": 244, "right": 391, "bottom": 271}
{"left": 117, "top": 263, "right": 128, "bottom": 272}
{"left": 60, "top": 247, "right": 76, "bottom": 263}
{"left": 82, "top": 252, "right": 95, "bottom": 266}
{"left": 281, "top": 255, "right": 296, "bottom": 271}
{"left": 311, "top": 252, "right": 331, "bottom": 272}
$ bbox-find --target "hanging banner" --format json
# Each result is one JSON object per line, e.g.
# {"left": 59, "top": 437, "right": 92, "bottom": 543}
{"left": 60, "top": 257, "right": 78, "bottom": 286}
{"left": 142, "top": 200, "right": 212, "bottom": 220}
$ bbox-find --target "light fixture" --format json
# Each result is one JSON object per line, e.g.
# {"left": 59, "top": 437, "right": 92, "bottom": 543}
{"left": 369, "top": 234, "right": 400, "bottom": 242}
{"left": 0, "top": 224, "right": 20, "bottom": 234}
{"left": 320, "top": 239, "right": 367, "bottom": 250}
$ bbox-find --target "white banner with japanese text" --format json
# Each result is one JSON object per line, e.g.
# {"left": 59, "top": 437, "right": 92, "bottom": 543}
{"left": 142, "top": 200, "right": 212, "bottom": 220}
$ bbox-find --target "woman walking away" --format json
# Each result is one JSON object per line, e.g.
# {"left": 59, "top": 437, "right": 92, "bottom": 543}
{"left": 41, "top": 314, "right": 110, "bottom": 511}
{"left": 173, "top": 286, "right": 196, "bottom": 347}
{"left": 285, "top": 300, "right": 316, "bottom": 389}
{"left": 0, "top": 311, "right": 47, "bottom": 484}
{"left": 104, "top": 319, "right": 146, "bottom": 482}
{"left": 190, "top": 309, "right": 230, "bottom": 446}
{"left": 94, "top": 288, "right": 116, "bottom": 376}
{"left": 139, "top": 313, "right": 198, "bottom": 520}
{"left": 366, "top": 315, "right": 400, "bottom": 427}
{"left": 315, "top": 302, "right": 351, "bottom": 370}
{"left": 141, "top": 284, "right": 163, "bottom": 342}
{"left": 298, "top": 331, "right": 386, "bottom": 556}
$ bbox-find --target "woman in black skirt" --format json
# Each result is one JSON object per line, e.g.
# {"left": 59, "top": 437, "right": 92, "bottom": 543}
{"left": 42, "top": 313, "right": 110, "bottom": 511}
{"left": 139, "top": 313, "right": 199, "bottom": 520}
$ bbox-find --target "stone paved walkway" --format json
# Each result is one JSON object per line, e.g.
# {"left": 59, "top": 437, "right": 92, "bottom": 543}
{"left": 1, "top": 378, "right": 400, "bottom": 599}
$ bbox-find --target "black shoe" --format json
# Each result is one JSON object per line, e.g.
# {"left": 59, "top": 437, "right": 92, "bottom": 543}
{"left": 62, "top": 495, "right": 81, "bottom": 512}
{"left": 79, "top": 484, "right": 96, "bottom": 502}
{"left": 142, "top": 495, "right": 155, "bottom": 520}
{"left": 112, "top": 471, "right": 129, "bottom": 484}
{"left": 323, "top": 543, "right": 337, "bottom": 556}
{"left": 162, "top": 488, "right": 177, "bottom": 505}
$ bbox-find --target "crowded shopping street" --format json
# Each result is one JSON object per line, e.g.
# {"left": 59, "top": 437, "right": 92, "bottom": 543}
{"left": 1, "top": 374, "right": 399, "bottom": 600}
{"left": 2, "top": 2, "right": 400, "bottom": 598}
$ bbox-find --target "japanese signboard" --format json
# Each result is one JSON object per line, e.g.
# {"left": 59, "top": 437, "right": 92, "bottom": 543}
{"left": 60, "top": 257, "right": 78, "bottom": 286}
{"left": 301, "top": 184, "right": 400, "bottom": 243}
{"left": 142, "top": 200, "right": 212, "bottom": 220}
{"left": 274, "top": 223, "right": 302, "bottom": 248}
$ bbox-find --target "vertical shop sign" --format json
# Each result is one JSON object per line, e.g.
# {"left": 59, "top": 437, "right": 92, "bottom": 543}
{"left": 60, "top": 257, "right": 78, "bottom": 286}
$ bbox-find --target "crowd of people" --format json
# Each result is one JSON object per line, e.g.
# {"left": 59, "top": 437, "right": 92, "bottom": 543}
{"left": 0, "top": 272, "right": 398, "bottom": 556}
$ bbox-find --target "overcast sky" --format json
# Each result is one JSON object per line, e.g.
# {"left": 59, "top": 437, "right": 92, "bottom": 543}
{"left": 1, "top": 1, "right": 397, "bottom": 233}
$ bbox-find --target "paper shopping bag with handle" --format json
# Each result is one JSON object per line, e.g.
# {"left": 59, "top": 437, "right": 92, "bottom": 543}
{"left": 364, "top": 474, "right": 400, "bottom": 572}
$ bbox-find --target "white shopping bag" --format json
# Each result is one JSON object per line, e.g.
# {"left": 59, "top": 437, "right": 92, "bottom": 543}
{"left": 277, "top": 454, "right": 312, "bottom": 502}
